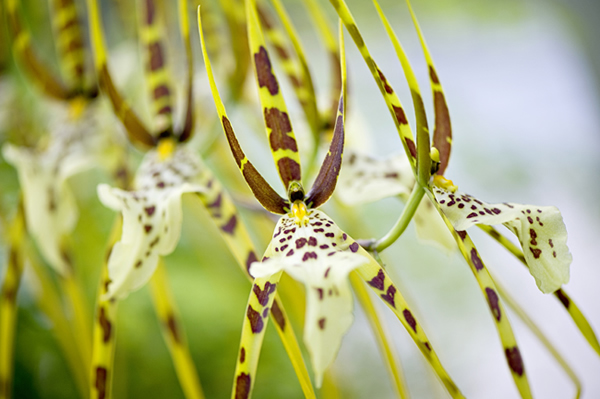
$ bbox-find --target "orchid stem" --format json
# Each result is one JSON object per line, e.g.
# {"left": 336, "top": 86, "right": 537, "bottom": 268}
{"left": 0, "top": 201, "right": 26, "bottom": 399}
{"left": 373, "top": 183, "right": 425, "bottom": 253}
{"left": 149, "top": 260, "right": 205, "bottom": 399}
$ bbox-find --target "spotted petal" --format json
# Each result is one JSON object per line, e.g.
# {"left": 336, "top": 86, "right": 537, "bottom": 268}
{"left": 249, "top": 209, "right": 369, "bottom": 386}
{"left": 433, "top": 185, "right": 572, "bottom": 293}
{"left": 98, "top": 146, "right": 205, "bottom": 300}
{"left": 2, "top": 123, "right": 107, "bottom": 274}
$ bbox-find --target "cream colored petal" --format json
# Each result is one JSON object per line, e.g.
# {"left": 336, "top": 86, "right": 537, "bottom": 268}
{"left": 98, "top": 147, "right": 206, "bottom": 300}
{"left": 250, "top": 210, "right": 369, "bottom": 386}
{"left": 433, "top": 186, "right": 572, "bottom": 293}
{"left": 336, "top": 151, "right": 413, "bottom": 206}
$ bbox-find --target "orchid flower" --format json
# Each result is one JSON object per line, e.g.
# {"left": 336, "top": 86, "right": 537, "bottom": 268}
{"left": 88, "top": 1, "right": 316, "bottom": 398}
{"left": 1, "top": 0, "right": 127, "bottom": 392}
{"left": 330, "top": 0, "right": 598, "bottom": 396}
{"left": 199, "top": 3, "right": 465, "bottom": 397}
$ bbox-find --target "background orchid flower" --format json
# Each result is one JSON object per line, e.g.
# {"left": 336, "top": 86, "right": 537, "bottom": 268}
{"left": 200, "top": 3, "right": 465, "bottom": 397}
{"left": 1, "top": 0, "right": 128, "bottom": 395}
{"left": 331, "top": 0, "right": 599, "bottom": 397}
{"left": 88, "top": 1, "right": 316, "bottom": 398}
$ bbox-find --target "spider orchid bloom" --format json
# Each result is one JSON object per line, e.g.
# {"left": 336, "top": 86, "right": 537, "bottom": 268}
{"left": 199, "top": 4, "right": 463, "bottom": 397}
{"left": 332, "top": 0, "right": 596, "bottom": 397}
{"left": 87, "top": 0, "right": 199, "bottom": 300}
{"left": 3, "top": 113, "right": 119, "bottom": 274}
{"left": 2, "top": 0, "right": 121, "bottom": 274}
{"left": 333, "top": 0, "right": 572, "bottom": 295}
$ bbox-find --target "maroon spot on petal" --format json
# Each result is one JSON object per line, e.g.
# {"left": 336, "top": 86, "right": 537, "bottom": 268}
{"left": 381, "top": 285, "right": 397, "bottom": 308}
{"left": 135, "top": 260, "right": 142, "bottom": 268}
{"left": 555, "top": 289, "right": 570, "bottom": 309}
{"left": 470, "top": 248, "right": 484, "bottom": 271}
{"left": 466, "top": 212, "right": 478, "bottom": 219}
{"left": 302, "top": 252, "right": 318, "bottom": 261}
{"left": 548, "top": 239, "right": 554, "bottom": 248}
{"left": 276, "top": 157, "right": 302, "bottom": 186}
{"left": 99, "top": 308, "right": 112, "bottom": 343}
{"left": 319, "top": 244, "right": 329, "bottom": 249}
{"left": 167, "top": 314, "right": 180, "bottom": 343}
{"left": 349, "top": 242, "right": 359, "bottom": 253}
{"left": 253, "top": 282, "right": 277, "bottom": 306}
{"left": 505, "top": 347, "right": 525, "bottom": 376}
{"left": 153, "top": 84, "right": 170, "bottom": 100}
{"left": 262, "top": 308, "right": 269, "bottom": 318}
{"left": 342, "top": 233, "right": 347, "bottom": 241}
{"left": 492, "top": 208, "right": 501, "bottom": 214}
{"left": 384, "top": 172, "right": 399, "bottom": 179}
{"left": 286, "top": 249, "right": 294, "bottom": 257}
{"left": 247, "top": 305, "right": 264, "bottom": 334}
{"left": 392, "top": 104, "right": 408, "bottom": 125}
{"left": 429, "top": 65, "right": 440, "bottom": 84}
{"left": 295, "top": 238, "right": 307, "bottom": 249}
{"left": 265, "top": 108, "right": 296, "bottom": 150}
{"left": 527, "top": 216, "right": 534, "bottom": 224}
{"left": 235, "top": 372, "right": 252, "bottom": 399}
{"left": 458, "top": 203, "right": 465, "bottom": 209}
{"left": 245, "top": 252, "right": 258, "bottom": 273}
{"left": 318, "top": 318, "right": 326, "bottom": 330}
{"left": 144, "top": 224, "right": 153, "bottom": 233}
{"left": 221, "top": 215, "right": 237, "bottom": 235}
{"left": 148, "top": 42, "right": 164, "bottom": 71}
{"left": 95, "top": 367, "right": 108, "bottom": 399}
{"left": 316, "top": 288, "right": 324, "bottom": 300}
{"left": 424, "top": 342, "right": 432, "bottom": 351}
{"left": 270, "top": 301, "right": 286, "bottom": 331}
{"left": 324, "top": 267, "right": 331, "bottom": 278}
{"left": 207, "top": 193, "right": 222, "bottom": 209}
{"left": 403, "top": 309, "right": 417, "bottom": 332}
{"left": 254, "top": 46, "right": 279, "bottom": 95}
{"left": 368, "top": 269, "right": 385, "bottom": 291}
{"left": 314, "top": 228, "right": 324, "bottom": 233}
{"left": 405, "top": 138, "right": 417, "bottom": 159}
{"left": 239, "top": 347, "right": 246, "bottom": 363}
{"left": 377, "top": 68, "right": 394, "bottom": 94}
{"left": 530, "top": 247, "right": 542, "bottom": 259}
{"left": 144, "top": 0, "right": 155, "bottom": 23}
{"left": 529, "top": 229, "right": 538, "bottom": 245}
{"left": 485, "top": 287, "right": 501, "bottom": 322}
{"left": 156, "top": 181, "right": 165, "bottom": 188}
{"left": 144, "top": 206, "right": 156, "bottom": 216}
{"left": 308, "top": 237, "right": 317, "bottom": 246}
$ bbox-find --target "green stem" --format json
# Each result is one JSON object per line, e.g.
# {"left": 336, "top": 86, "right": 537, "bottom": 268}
{"left": 373, "top": 183, "right": 425, "bottom": 253}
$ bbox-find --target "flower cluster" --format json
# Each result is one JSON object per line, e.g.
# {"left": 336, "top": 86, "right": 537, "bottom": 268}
{"left": 0, "top": 0, "right": 598, "bottom": 398}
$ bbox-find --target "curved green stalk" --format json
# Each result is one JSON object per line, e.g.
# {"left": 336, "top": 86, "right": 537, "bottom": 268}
{"left": 374, "top": 183, "right": 425, "bottom": 253}
{"left": 150, "top": 261, "right": 205, "bottom": 399}
{"left": 0, "top": 202, "right": 25, "bottom": 399}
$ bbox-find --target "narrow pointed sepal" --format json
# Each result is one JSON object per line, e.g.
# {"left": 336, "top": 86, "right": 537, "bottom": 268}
{"left": 249, "top": 210, "right": 370, "bottom": 385}
{"left": 97, "top": 147, "right": 205, "bottom": 300}
{"left": 198, "top": 8, "right": 288, "bottom": 215}
{"left": 433, "top": 184, "right": 572, "bottom": 293}
{"left": 247, "top": 0, "right": 302, "bottom": 190}
{"left": 305, "top": 96, "right": 344, "bottom": 209}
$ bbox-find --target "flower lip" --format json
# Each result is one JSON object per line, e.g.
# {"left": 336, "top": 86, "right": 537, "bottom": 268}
{"left": 291, "top": 200, "right": 309, "bottom": 226}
